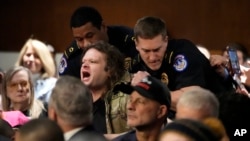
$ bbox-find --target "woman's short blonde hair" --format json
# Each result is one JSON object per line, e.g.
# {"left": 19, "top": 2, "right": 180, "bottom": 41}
{"left": 15, "top": 39, "right": 56, "bottom": 78}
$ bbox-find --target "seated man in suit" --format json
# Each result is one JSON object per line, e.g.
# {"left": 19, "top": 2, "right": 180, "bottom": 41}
{"left": 48, "top": 76, "right": 105, "bottom": 141}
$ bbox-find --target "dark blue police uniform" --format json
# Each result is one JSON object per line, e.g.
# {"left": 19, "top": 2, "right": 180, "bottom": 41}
{"left": 130, "top": 39, "right": 233, "bottom": 95}
{"left": 59, "top": 25, "right": 137, "bottom": 78}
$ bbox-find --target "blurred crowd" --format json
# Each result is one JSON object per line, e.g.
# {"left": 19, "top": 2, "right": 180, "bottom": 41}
{"left": 1, "top": 6, "right": 250, "bottom": 141}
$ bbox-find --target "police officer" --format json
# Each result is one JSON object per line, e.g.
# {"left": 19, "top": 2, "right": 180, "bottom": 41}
{"left": 129, "top": 16, "right": 233, "bottom": 118}
{"left": 59, "top": 6, "right": 137, "bottom": 78}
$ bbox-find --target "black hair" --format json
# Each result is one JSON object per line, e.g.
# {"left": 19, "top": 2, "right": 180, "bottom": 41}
{"left": 18, "top": 118, "right": 64, "bottom": 141}
{"left": 0, "top": 119, "right": 14, "bottom": 139}
{"left": 70, "top": 6, "right": 103, "bottom": 29}
{"left": 162, "top": 119, "right": 218, "bottom": 141}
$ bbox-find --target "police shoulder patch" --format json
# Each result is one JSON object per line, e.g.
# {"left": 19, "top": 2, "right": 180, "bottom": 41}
{"left": 173, "top": 54, "right": 187, "bottom": 72}
{"left": 59, "top": 56, "right": 67, "bottom": 74}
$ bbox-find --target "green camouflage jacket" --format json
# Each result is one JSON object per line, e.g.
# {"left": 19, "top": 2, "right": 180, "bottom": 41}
{"left": 104, "top": 80, "right": 131, "bottom": 133}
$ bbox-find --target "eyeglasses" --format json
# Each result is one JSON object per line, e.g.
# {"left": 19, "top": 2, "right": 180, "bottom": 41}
{"left": 7, "top": 81, "right": 29, "bottom": 89}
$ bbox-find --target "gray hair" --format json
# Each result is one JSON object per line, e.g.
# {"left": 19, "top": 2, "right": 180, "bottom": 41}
{"left": 177, "top": 88, "right": 219, "bottom": 117}
{"left": 49, "top": 76, "right": 93, "bottom": 126}
{"left": 1, "top": 66, "right": 44, "bottom": 118}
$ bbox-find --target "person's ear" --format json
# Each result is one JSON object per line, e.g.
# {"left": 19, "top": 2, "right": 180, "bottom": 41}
{"left": 163, "top": 36, "right": 168, "bottom": 42}
{"left": 135, "top": 40, "right": 139, "bottom": 51}
{"left": 100, "top": 21, "right": 107, "bottom": 32}
{"left": 0, "top": 72, "right": 4, "bottom": 83}
{"left": 14, "top": 130, "right": 21, "bottom": 141}
{"left": 107, "top": 68, "right": 111, "bottom": 78}
{"left": 157, "top": 105, "right": 167, "bottom": 119}
{"left": 48, "top": 107, "right": 57, "bottom": 122}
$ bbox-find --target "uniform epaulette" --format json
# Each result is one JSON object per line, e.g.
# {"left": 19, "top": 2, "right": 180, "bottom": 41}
{"left": 124, "top": 34, "right": 135, "bottom": 43}
{"left": 164, "top": 51, "right": 174, "bottom": 64}
{"left": 64, "top": 42, "right": 80, "bottom": 59}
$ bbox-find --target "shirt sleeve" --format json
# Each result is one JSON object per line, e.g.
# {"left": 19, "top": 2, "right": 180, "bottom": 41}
{"left": 58, "top": 41, "right": 82, "bottom": 79}
{"left": 170, "top": 40, "right": 210, "bottom": 90}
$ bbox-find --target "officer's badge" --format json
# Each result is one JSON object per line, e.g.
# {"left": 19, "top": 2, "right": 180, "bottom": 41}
{"left": 161, "top": 73, "right": 169, "bottom": 85}
{"left": 124, "top": 57, "right": 132, "bottom": 71}
{"left": 59, "top": 57, "right": 67, "bottom": 74}
{"left": 173, "top": 55, "right": 187, "bottom": 72}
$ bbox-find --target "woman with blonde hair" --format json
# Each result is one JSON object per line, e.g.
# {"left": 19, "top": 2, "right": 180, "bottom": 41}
{"left": 1, "top": 66, "right": 46, "bottom": 118}
{"left": 202, "top": 117, "right": 229, "bottom": 141}
{"left": 0, "top": 68, "right": 5, "bottom": 110}
{"left": 15, "top": 38, "right": 57, "bottom": 103}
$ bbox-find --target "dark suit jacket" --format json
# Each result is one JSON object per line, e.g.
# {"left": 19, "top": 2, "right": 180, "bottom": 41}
{"left": 68, "top": 126, "right": 106, "bottom": 141}
{"left": 112, "top": 130, "right": 136, "bottom": 141}
{"left": 0, "top": 135, "right": 12, "bottom": 141}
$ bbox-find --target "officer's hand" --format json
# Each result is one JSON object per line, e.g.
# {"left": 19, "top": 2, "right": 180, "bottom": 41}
{"left": 245, "top": 69, "right": 250, "bottom": 87}
{"left": 210, "top": 55, "right": 229, "bottom": 67}
{"left": 131, "top": 71, "right": 150, "bottom": 86}
{"left": 240, "top": 65, "right": 250, "bottom": 87}
{"left": 235, "top": 86, "right": 249, "bottom": 97}
{"left": 210, "top": 55, "right": 229, "bottom": 78}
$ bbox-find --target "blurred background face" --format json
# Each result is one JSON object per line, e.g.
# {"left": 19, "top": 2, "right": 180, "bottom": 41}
{"left": 22, "top": 46, "right": 42, "bottom": 74}
{"left": 246, "top": 58, "right": 250, "bottom": 67}
{"left": 81, "top": 48, "right": 110, "bottom": 89}
{"left": 6, "top": 70, "right": 31, "bottom": 104}
{"left": 160, "top": 131, "right": 192, "bottom": 141}
{"left": 72, "top": 22, "right": 108, "bottom": 49}
{"left": 135, "top": 35, "right": 167, "bottom": 71}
